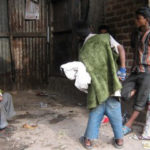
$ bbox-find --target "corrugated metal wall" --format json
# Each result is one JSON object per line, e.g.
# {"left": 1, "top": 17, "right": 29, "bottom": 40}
{"left": 0, "top": 0, "right": 12, "bottom": 89}
{"left": 9, "top": 0, "right": 46, "bottom": 33}
{"left": 0, "top": 0, "right": 104, "bottom": 89}
{"left": 52, "top": 0, "right": 73, "bottom": 74}
{"left": 51, "top": 0, "right": 81, "bottom": 75}
{"left": 50, "top": 0, "right": 105, "bottom": 75}
{"left": 0, "top": 0, "right": 49, "bottom": 89}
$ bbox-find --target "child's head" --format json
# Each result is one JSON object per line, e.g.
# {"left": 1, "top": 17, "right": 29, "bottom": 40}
{"left": 98, "top": 25, "right": 109, "bottom": 34}
{"left": 135, "top": 7, "right": 150, "bottom": 27}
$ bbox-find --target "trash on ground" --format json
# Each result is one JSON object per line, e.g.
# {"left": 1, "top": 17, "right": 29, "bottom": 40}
{"left": 40, "top": 102, "right": 48, "bottom": 108}
{"left": 129, "top": 134, "right": 139, "bottom": 140}
{"left": 36, "top": 91, "right": 48, "bottom": 96}
{"left": 49, "top": 114, "right": 66, "bottom": 124}
{"left": 142, "top": 141, "right": 150, "bottom": 149}
{"left": 77, "top": 103, "right": 82, "bottom": 106}
{"left": 102, "top": 116, "right": 109, "bottom": 123}
{"left": 22, "top": 124, "right": 37, "bottom": 129}
{"left": 57, "top": 130, "right": 66, "bottom": 139}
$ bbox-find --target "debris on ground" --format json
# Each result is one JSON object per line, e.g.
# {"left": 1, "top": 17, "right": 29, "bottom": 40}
{"left": 49, "top": 114, "right": 66, "bottom": 124}
{"left": 142, "top": 141, "right": 150, "bottom": 149}
{"left": 22, "top": 124, "right": 37, "bottom": 129}
{"left": 102, "top": 115, "right": 109, "bottom": 123}
{"left": 0, "top": 90, "right": 146, "bottom": 150}
{"left": 40, "top": 102, "right": 48, "bottom": 108}
{"left": 36, "top": 91, "right": 48, "bottom": 97}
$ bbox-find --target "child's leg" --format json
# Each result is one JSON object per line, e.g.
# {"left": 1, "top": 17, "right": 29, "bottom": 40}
{"left": 121, "top": 73, "right": 136, "bottom": 101}
{"left": 106, "top": 97, "right": 123, "bottom": 140}
{"left": 84, "top": 103, "right": 105, "bottom": 140}
{"left": 125, "top": 110, "right": 140, "bottom": 128}
{"left": 133, "top": 73, "right": 150, "bottom": 112}
{"left": 130, "top": 89, "right": 136, "bottom": 97}
{"left": 124, "top": 74, "right": 150, "bottom": 130}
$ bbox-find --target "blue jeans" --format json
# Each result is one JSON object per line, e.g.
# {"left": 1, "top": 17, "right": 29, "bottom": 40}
{"left": 84, "top": 97, "right": 123, "bottom": 140}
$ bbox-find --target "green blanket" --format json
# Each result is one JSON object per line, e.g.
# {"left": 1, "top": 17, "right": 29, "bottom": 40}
{"left": 79, "top": 34, "right": 122, "bottom": 109}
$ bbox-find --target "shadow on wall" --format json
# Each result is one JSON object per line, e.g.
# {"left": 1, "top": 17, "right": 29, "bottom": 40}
{"left": 0, "top": 54, "right": 48, "bottom": 90}
{"left": 0, "top": 57, "right": 13, "bottom": 90}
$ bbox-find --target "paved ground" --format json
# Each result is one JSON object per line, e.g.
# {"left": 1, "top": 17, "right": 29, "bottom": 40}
{"left": 0, "top": 89, "right": 148, "bottom": 150}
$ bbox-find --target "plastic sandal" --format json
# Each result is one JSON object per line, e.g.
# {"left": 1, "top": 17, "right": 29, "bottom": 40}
{"left": 138, "top": 135, "right": 150, "bottom": 140}
{"left": 113, "top": 139, "right": 124, "bottom": 149}
{"left": 122, "top": 125, "right": 132, "bottom": 135}
{"left": 79, "top": 136, "right": 93, "bottom": 149}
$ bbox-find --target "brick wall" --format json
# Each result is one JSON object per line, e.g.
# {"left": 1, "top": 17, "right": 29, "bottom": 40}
{"left": 104, "top": 0, "right": 147, "bottom": 73}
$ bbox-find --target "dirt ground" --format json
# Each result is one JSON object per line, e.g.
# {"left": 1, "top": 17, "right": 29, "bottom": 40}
{"left": 0, "top": 89, "right": 149, "bottom": 150}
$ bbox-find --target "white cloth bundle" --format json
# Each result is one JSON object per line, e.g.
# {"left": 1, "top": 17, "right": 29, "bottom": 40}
{"left": 60, "top": 61, "right": 91, "bottom": 93}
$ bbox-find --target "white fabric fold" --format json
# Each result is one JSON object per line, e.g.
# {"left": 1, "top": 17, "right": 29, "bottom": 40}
{"left": 60, "top": 61, "right": 91, "bottom": 93}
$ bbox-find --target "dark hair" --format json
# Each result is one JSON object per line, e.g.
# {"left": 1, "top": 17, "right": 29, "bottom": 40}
{"left": 74, "top": 21, "right": 90, "bottom": 39}
{"left": 136, "top": 7, "right": 150, "bottom": 24}
{"left": 98, "top": 25, "right": 109, "bottom": 33}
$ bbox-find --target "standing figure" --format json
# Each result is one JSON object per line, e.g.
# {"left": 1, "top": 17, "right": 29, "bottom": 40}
{"left": 121, "top": 7, "right": 150, "bottom": 135}
{"left": 76, "top": 21, "right": 126, "bottom": 149}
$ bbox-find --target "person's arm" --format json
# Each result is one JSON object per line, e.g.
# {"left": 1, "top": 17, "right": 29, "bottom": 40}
{"left": 0, "top": 95, "right": 3, "bottom": 102}
{"left": 0, "top": 90, "right": 3, "bottom": 102}
{"left": 117, "top": 45, "right": 126, "bottom": 68}
{"left": 110, "top": 35, "right": 126, "bottom": 81}
{"left": 117, "top": 45, "right": 126, "bottom": 81}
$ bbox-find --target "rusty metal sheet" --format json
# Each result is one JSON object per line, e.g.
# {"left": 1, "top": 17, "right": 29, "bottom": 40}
{"left": 0, "top": 0, "right": 12, "bottom": 89}
{"left": 0, "top": 39, "right": 11, "bottom": 74}
{"left": 53, "top": 0, "right": 72, "bottom": 32}
{"left": 0, "top": 38, "right": 12, "bottom": 89}
{"left": 53, "top": 33, "right": 72, "bottom": 74}
{"left": 0, "top": 0, "right": 48, "bottom": 89}
{"left": 12, "top": 37, "right": 47, "bottom": 88}
{"left": 0, "top": 0, "right": 9, "bottom": 32}
{"left": 9, "top": 0, "right": 46, "bottom": 33}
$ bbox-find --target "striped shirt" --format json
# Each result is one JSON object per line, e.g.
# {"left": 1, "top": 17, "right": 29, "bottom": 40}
{"left": 136, "top": 29, "right": 150, "bottom": 72}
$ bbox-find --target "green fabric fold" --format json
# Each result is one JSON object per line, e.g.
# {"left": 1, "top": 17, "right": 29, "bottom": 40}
{"left": 79, "top": 34, "right": 122, "bottom": 109}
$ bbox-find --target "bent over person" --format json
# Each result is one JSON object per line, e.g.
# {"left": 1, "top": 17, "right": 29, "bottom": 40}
{"left": 75, "top": 21, "right": 126, "bottom": 149}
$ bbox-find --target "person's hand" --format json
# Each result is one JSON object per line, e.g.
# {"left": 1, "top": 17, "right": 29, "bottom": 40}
{"left": 117, "top": 67, "right": 126, "bottom": 81}
{"left": 0, "top": 96, "right": 3, "bottom": 102}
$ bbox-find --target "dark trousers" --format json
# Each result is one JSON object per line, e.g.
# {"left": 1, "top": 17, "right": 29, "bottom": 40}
{"left": 121, "top": 72, "right": 150, "bottom": 111}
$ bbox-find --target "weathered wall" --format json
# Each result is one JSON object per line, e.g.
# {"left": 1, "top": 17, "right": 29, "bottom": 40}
{"left": 104, "top": 0, "right": 148, "bottom": 121}
{"left": 51, "top": 0, "right": 105, "bottom": 75}
{"left": 104, "top": 0, "right": 147, "bottom": 72}
{"left": 0, "top": 0, "right": 48, "bottom": 90}
{"left": 50, "top": 0, "right": 80, "bottom": 75}
{"left": 87, "top": 0, "right": 104, "bottom": 32}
